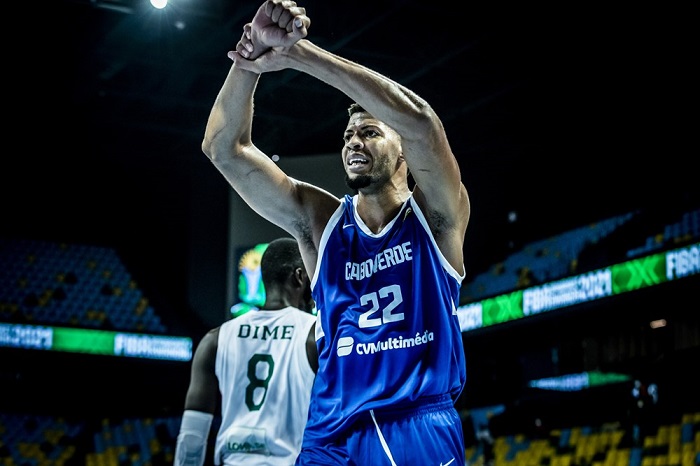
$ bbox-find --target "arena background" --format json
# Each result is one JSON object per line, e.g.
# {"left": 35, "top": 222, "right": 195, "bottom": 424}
{"left": 1, "top": 1, "right": 698, "bottom": 464}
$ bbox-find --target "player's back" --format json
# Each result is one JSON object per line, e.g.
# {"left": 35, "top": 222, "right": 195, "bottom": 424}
{"left": 214, "top": 307, "right": 316, "bottom": 465}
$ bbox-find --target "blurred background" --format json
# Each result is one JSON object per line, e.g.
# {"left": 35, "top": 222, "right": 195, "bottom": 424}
{"left": 2, "top": 0, "right": 698, "bottom": 464}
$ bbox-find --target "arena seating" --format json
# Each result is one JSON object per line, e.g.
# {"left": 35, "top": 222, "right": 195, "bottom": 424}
{"left": 464, "top": 411, "right": 700, "bottom": 466}
{"left": 0, "top": 239, "right": 166, "bottom": 333}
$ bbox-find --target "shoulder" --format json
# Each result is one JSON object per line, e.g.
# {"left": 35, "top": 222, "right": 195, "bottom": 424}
{"left": 288, "top": 308, "right": 316, "bottom": 332}
{"left": 289, "top": 307, "right": 316, "bottom": 322}
{"left": 295, "top": 182, "right": 343, "bottom": 229}
{"left": 197, "top": 326, "right": 221, "bottom": 354}
{"left": 191, "top": 326, "right": 221, "bottom": 371}
{"left": 199, "top": 326, "right": 221, "bottom": 342}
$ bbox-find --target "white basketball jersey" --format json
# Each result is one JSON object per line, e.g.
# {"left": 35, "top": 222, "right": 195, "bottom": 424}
{"left": 214, "top": 307, "right": 316, "bottom": 465}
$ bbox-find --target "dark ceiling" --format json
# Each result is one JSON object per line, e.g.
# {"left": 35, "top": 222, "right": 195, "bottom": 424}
{"left": 5, "top": 0, "right": 697, "bottom": 320}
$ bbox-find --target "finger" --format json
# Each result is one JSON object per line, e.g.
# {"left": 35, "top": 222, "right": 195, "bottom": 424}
{"left": 232, "top": 51, "right": 264, "bottom": 74}
{"left": 271, "top": 0, "right": 297, "bottom": 23}
{"left": 292, "top": 15, "right": 310, "bottom": 36}
{"left": 230, "top": 50, "right": 255, "bottom": 70}
{"left": 235, "top": 43, "right": 250, "bottom": 59}
{"left": 240, "top": 30, "right": 253, "bottom": 49}
{"left": 281, "top": 5, "right": 304, "bottom": 31}
{"left": 289, "top": 6, "right": 306, "bottom": 17}
{"left": 278, "top": 9, "right": 294, "bottom": 30}
{"left": 269, "top": 3, "right": 283, "bottom": 22}
{"left": 239, "top": 38, "right": 253, "bottom": 54}
{"left": 264, "top": 0, "right": 275, "bottom": 17}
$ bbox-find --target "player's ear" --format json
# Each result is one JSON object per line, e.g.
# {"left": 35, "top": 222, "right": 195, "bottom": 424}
{"left": 293, "top": 267, "right": 305, "bottom": 287}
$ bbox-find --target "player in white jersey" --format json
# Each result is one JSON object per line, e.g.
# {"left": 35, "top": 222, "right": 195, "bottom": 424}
{"left": 201, "top": 1, "right": 471, "bottom": 464}
{"left": 175, "top": 237, "right": 318, "bottom": 466}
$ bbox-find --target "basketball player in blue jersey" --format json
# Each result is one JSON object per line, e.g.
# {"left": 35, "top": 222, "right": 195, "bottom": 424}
{"left": 201, "top": 1, "right": 471, "bottom": 464}
{"left": 175, "top": 237, "right": 318, "bottom": 466}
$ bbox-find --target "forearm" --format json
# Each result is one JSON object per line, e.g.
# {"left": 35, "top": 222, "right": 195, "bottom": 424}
{"left": 285, "top": 40, "right": 434, "bottom": 133}
{"left": 174, "top": 410, "right": 214, "bottom": 466}
{"left": 202, "top": 63, "right": 260, "bottom": 162}
{"left": 281, "top": 39, "right": 461, "bottom": 198}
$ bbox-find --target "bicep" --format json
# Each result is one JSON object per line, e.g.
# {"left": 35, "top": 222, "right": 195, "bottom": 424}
{"left": 212, "top": 143, "right": 338, "bottom": 238}
{"left": 211, "top": 144, "right": 302, "bottom": 230}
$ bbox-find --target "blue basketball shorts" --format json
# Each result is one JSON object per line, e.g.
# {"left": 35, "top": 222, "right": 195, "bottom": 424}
{"left": 295, "top": 395, "right": 465, "bottom": 466}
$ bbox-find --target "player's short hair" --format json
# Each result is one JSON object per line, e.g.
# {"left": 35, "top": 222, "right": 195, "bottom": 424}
{"left": 261, "top": 237, "right": 304, "bottom": 288}
{"left": 348, "top": 102, "right": 366, "bottom": 117}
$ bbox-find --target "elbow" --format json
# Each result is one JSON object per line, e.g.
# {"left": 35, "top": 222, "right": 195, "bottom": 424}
{"left": 201, "top": 128, "right": 246, "bottom": 167}
{"left": 201, "top": 137, "right": 228, "bottom": 166}
{"left": 202, "top": 139, "right": 241, "bottom": 169}
{"left": 201, "top": 125, "right": 227, "bottom": 162}
{"left": 201, "top": 106, "right": 250, "bottom": 164}
{"left": 401, "top": 104, "right": 440, "bottom": 137}
{"left": 201, "top": 135, "right": 227, "bottom": 164}
{"left": 201, "top": 137, "right": 214, "bottom": 161}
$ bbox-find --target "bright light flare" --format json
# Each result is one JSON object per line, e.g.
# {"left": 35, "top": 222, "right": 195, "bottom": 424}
{"left": 649, "top": 319, "right": 667, "bottom": 329}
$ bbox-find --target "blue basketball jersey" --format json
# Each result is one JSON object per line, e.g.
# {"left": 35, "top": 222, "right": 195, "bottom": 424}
{"left": 303, "top": 194, "right": 467, "bottom": 447}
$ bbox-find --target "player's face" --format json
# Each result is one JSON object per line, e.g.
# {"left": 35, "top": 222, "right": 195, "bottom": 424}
{"left": 342, "top": 112, "right": 402, "bottom": 191}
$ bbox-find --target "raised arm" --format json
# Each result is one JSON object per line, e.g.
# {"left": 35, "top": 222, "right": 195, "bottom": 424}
{"left": 236, "top": 35, "right": 470, "bottom": 272}
{"left": 201, "top": 2, "right": 338, "bottom": 265}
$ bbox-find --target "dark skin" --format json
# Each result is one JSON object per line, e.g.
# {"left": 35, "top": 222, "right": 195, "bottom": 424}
{"left": 182, "top": 264, "right": 317, "bottom": 414}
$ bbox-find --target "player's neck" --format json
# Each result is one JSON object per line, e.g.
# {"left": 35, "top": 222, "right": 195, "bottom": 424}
{"left": 356, "top": 189, "right": 410, "bottom": 234}
{"left": 260, "top": 296, "right": 296, "bottom": 311}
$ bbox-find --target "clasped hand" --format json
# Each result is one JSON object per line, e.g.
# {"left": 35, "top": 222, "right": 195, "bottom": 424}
{"left": 229, "top": 0, "right": 310, "bottom": 71}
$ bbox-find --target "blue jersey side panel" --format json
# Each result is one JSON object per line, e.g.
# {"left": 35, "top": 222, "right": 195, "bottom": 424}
{"left": 303, "top": 194, "right": 467, "bottom": 447}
